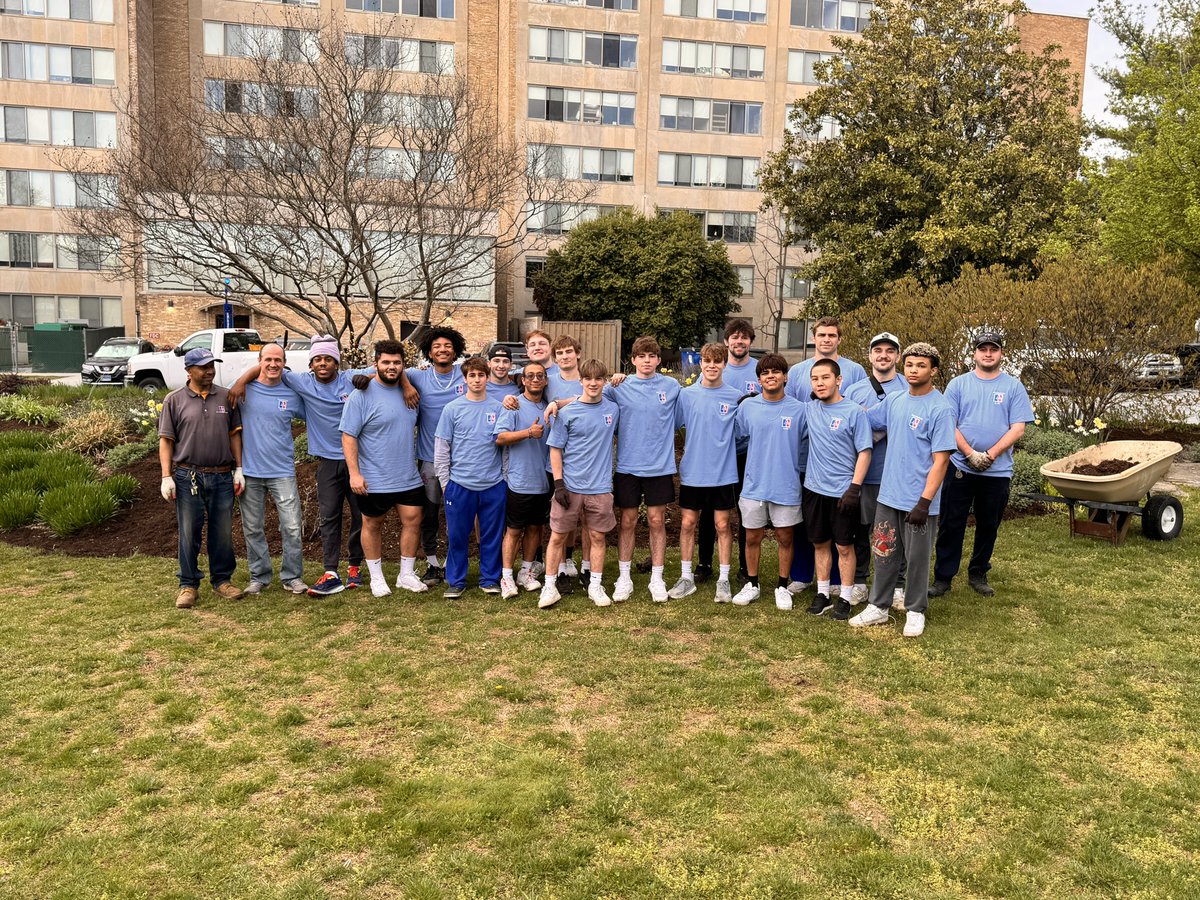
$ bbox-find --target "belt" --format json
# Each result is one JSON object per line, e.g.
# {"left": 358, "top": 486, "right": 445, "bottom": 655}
{"left": 175, "top": 463, "right": 233, "bottom": 474}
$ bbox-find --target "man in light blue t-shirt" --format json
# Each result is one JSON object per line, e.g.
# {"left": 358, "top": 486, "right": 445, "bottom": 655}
{"left": 434, "top": 357, "right": 507, "bottom": 599}
{"left": 238, "top": 342, "right": 309, "bottom": 596}
{"left": 485, "top": 345, "right": 521, "bottom": 401}
{"left": 931, "top": 332, "right": 1034, "bottom": 599}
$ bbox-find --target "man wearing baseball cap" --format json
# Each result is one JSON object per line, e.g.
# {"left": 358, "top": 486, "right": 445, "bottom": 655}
{"left": 930, "top": 331, "right": 1033, "bottom": 598}
{"left": 486, "top": 345, "right": 521, "bottom": 401}
{"left": 158, "top": 347, "right": 246, "bottom": 609}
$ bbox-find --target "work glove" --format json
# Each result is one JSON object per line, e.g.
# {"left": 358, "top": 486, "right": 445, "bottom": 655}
{"left": 161, "top": 477, "right": 175, "bottom": 501}
{"left": 838, "top": 483, "right": 862, "bottom": 514}
{"left": 352, "top": 374, "right": 371, "bottom": 391}
{"left": 968, "top": 450, "right": 993, "bottom": 471}
{"left": 233, "top": 467, "right": 246, "bottom": 495}
{"left": 553, "top": 478, "right": 570, "bottom": 508}
{"left": 905, "top": 496, "right": 932, "bottom": 527}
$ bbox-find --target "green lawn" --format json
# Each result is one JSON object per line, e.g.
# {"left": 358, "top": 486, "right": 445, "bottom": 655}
{"left": 2, "top": 497, "right": 1199, "bottom": 899}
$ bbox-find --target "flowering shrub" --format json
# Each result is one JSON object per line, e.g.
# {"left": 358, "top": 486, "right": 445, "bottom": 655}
{"left": 129, "top": 398, "right": 164, "bottom": 433}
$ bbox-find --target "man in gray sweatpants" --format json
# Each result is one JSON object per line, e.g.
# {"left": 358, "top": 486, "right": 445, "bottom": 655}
{"left": 850, "top": 342, "right": 956, "bottom": 638}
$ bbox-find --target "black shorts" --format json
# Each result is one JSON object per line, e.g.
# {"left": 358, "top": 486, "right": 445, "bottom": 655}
{"left": 678, "top": 483, "right": 738, "bottom": 511}
{"left": 358, "top": 486, "right": 426, "bottom": 518}
{"left": 506, "top": 486, "right": 552, "bottom": 529}
{"left": 802, "top": 487, "right": 858, "bottom": 546}
{"left": 614, "top": 472, "right": 675, "bottom": 509}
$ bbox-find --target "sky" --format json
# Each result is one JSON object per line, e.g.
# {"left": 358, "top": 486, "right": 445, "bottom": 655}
{"left": 1025, "top": 0, "right": 1124, "bottom": 130}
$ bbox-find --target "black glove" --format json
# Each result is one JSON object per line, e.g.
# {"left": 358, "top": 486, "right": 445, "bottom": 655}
{"left": 351, "top": 374, "right": 371, "bottom": 391}
{"left": 838, "top": 483, "right": 862, "bottom": 514}
{"left": 553, "top": 478, "right": 570, "bottom": 508}
{"left": 905, "top": 496, "right": 932, "bottom": 527}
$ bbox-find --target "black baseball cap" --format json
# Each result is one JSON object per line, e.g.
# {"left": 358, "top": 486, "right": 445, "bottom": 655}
{"left": 488, "top": 346, "right": 512, "bottom": 360}
{"left": 974, "top": 331, "right": 1004, "bottom": 349}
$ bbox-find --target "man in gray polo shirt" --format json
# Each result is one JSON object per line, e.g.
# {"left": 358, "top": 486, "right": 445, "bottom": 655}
{"left": 158, "top": 347, "right": 247, "bottom": 609}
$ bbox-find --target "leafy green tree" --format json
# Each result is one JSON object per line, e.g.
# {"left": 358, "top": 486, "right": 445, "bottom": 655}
{"left": 533, "top": 210, "right": 740, "bottom": 354}
{"left": 757, "top": 0, "right": 1082, "bottom": 314}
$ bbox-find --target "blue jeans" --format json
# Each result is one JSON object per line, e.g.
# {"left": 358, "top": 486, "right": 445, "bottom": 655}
{"left": 175, "top": 467, "right": 236, "bottom": 588}
{"left": 239, "top": 475, "right": 305, "bottom": 585}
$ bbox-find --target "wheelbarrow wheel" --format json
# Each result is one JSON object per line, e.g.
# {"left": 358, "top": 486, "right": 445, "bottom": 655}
{"left": 1143, "top": 494, "right": 1183, "bottom": 541}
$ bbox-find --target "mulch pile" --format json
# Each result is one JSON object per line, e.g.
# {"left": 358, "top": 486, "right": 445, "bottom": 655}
{"left": 1069, "top": 459, "right": 1136, "bottom": 477}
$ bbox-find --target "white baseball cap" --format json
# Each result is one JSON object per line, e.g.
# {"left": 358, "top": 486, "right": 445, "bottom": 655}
{"left": 869, "top": 332, "right": 901, "bottom": 350}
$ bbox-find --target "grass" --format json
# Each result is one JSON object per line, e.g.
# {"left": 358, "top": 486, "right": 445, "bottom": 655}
{"left": 1, "top": 497, "right": 1199, "bottom": 897}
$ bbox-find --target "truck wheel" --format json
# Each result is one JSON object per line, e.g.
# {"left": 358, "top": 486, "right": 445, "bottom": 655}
{"left": 138, "top": 376, "right": 166, "bottom": 393}
{"left": 1143, "top": 495, "right": 1183, "bottom": 541}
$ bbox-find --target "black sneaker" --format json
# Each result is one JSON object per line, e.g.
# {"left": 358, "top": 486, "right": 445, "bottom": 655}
{"left": 579, "top": 570, "right": 591, "bottom": 592}
{"left": 928, "top": 580, "right": 952, "bottom": 597}
{"left": 806, "top": 593, "right": 833, "bottom": 616}
{"left": 556, "top": 574, "right": 577, "bottom": 595}
{"left": 737, "top": 568, "right": 751, "bottom": 585}
{"left": 444, "top": 585, "right": 465, "bottom": 599}
{"left": 968, "top": 575, "right": 995, "bottom": 597}
{"left": 422, "top": 565, "right": 445, "bottom": 587}
{"left": 830, "top": 598, "right": 853, "bottom": 620}
{"left": 694, "top": 564, "right": 713, "bottom": 584}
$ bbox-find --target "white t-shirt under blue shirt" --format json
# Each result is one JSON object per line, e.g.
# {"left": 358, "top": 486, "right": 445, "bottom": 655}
{"left": 845, "top": 375, "right": 908, "bottom": 485}
{"left": 605, "top": 373, "right": 681, "bottom": 477}
{"left": 280, "top": 368, "right": 372, "bottom": 460}
{"left": 494, "top": 394, "right": 551, "bottom": 495}
{"left": 675, "top": 381, "right": 744, "bottom": 487}
{"left": 944, "top": 371, "right": 1034, "bottom": 478}
{"left": 240, "top": 380, "right": 306, "bottom": 479}
{"left": 546, "top": 397, "right": 620, "bottom": 495}
{"left": 407, "top": 365, "right": 466, "bottom": 463}
{"left": 339, "top": 380, "right": 421, "bottom": 493}
{"left": 722, "top": 357, "right": 761, "bottom": 397}
{"left": 435, "top": 395, "right": 505, "bottom": 491}
{"left": 872, "top": 389, "right": 958, "bottom": 515}
{"left": 803, "top": 397, "right": 873, "bottom": 498}
{"left": 735, "top": 394, "right": 807, "bottom": 506}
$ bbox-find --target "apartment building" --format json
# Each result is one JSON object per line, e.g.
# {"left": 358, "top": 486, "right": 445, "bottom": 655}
{"left": 1, "top": 1, "right": 1089, "bottom": 353}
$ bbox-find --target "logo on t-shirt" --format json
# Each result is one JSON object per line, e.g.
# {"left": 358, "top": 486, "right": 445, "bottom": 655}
{"left": 991, "top": 391, "right": 1005, "bottom": 404}
{"left": 746, "top": 382, "right": 757, "bottom": 393}
{"left": 216, "top": 406, "right": 226, "bottom": 413}
{"left": 278, "top": 399, "right": 289, "bottom": 410}
{"left": 604, "top": 414, "right": 614, "bottom": 426}
{"left": 719, "top": 402, "right": 731, "bottom": 416}
{"left": 909, "top": 415, "right": 922, "bottom": 430}
{"left": 781, "top": 416, "right": 793, "bottom": 430}
{"left": 455, "top": 384, "right": 465, "bottom": 395}
{"left": 486, "top": 412, "right": 497, "bottom": 425}
{"left": 829, "top": 417, "right": 843, "bottom": 430}
{"left": 339, "top": 393, "right": 349, "bottom": 402}
{"left": 658, "top": 391, "right": 668, "bottom": 404}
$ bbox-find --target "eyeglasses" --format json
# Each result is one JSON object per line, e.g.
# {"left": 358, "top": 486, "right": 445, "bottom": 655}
{"left": 524, "top": 373, "right": 547, "bottom": 380}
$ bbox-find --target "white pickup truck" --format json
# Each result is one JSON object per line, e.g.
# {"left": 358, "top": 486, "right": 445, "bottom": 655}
{"left": 124, "top": 328, "right": 310, "bottom": 391}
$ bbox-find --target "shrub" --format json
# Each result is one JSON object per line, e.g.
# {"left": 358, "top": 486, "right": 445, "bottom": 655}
{"left": 0, "top": 395, "right": 63, "bottom": 426}
{"left": 1018, "top": 425, "right": 1084, "bottom": 461}
{"left": 104, "top": 473, "right": 139, "bottom": 503}
{"left": 1010, "top": 451, "right": 1051, "bottom": 510}
{"left": 1181, "top": 442, "right": 1200, "bottom": 464}
{"left": 39, "top": 483, "right": 119, "bottom": 536}
{"left": 55, "top": 406, "right": 131, "bottom": 457}
{"left": 105, "top": 433, "right": 157, "bottom": 470}
{"left": 0, "top": 489, "right": 40, "bottom": 530}
{"left": 0, "top": 448, "right": 43, "bottom": 474}
{"left": 0, "top": 373, "right": 31, "bottom": 396}
{"left": 293, "top": 431, "right": 315, "bottom": 465}
{"left": 0, "top": 430, "right": 52, "bottom": 452}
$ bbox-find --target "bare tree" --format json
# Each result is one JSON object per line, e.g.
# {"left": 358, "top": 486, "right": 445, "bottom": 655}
{"left": 60, "top": 13, "right": 589, "bottom": 351}
{"left": 748, "top": 207, "right": 812, "bottom": 353}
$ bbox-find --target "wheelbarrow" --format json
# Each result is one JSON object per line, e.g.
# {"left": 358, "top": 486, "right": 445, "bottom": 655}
{"left": 1019, "top": 441, "right": 1184, "bottom": 545}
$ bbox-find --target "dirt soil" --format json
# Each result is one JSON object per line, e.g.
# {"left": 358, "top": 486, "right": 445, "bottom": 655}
{"left": 1070, "top": 459, "right": 1137, "bottom": 477}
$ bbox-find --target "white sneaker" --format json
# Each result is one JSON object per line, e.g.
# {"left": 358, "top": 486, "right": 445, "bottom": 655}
{"left": 538, "top": 581, "right": 561, "bottom": 609}
{"left": 851, "top": 584, "right": 869, "bottom": 604}
{"left": 613, "top": 575, "right": 634, "bottom": 602}
{"left": 500, "top": 575, "right": 519, "bottom": 599}
{"left": 396, "top": 572, "right": 429, "bottom": 593}
{"left": 892, "top": 587, "right": 906, "bottom": 610}
{"left": 649, "top": 579, "right": 669, "bottom": 603}
{"left": 903, "top": 611, "right": 926, "bottom": 637}
{"left": 786, "top": 581, "right": 809, "bottom": 594}
{"left": 530, "top": 561, "right": 546, "bottom": 578}
{"left": 370, "top": 579, "right": 392, "bottom": 598}
{"left": 774, "top": 586, "right": 793, "bottom": 611}
{"left": 850, "top": 604, "right": 890, "bottom": 627}
{"left": 715, "top": 579, "right": 733, "bottom": 603}
{"left": 561, "top": 559, "right": 579, "bottom": 577}
{"left": 732, "top": 583, "right": 760, "bottom": 606}
{"left": 667, "top": 577, "right": 696, "bottom": 599}
{"left": 515, "top": 569, "right": 541, "bottom": 592}
{"left": 588, "top": 583, "right": 612, "bottom": 607}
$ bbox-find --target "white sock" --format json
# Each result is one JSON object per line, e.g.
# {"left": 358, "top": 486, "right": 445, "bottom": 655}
{"left": 502, "top": 567, "right": 513, "bottom": 579}
{"left": 324, "top": 569, "right": 337, "bottom": 577}
{"left": 366, "top": 558, "right": 385, "bottom": 583}
{"left": 681, "top": 560, "right": 693, "bottom": 579}
{"left": 590, "top": 571, "right": 602, "bottom": 586}
{"left": 426, "top": 555, "right": 440, "bottom": 568}
{"left": 400, "top": 557, "right": 415, "bottom": 577}
{"left": 841, "top": 584, "right": 856, "bottom": 601}
{"left": 651, "top": 565, "right": 664, "bottom": 583}
{"left": 719, "top": 564, "right": 730, "bottom": 580}
{"left": 818, "top": 579, "right": 831, "bottom": 596}
{"left": 619, "top": 560, "right": 631, "bottom": 578}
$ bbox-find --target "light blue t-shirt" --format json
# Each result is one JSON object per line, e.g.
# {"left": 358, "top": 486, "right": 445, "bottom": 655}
{"left": 280, "top": 367, "right": 372, "bottom": 460}
{"left": 734, "top": 394, "right": 807, "bottom": 506}
{"left": 544, "top": 369, "right": 581, "bottom": 404}
{"left": 339, "top": 380, "right": 421, "bottom": 493}
{"left": 803, "top": 397, "right": 873, "bottom": 498}
{"left": 407, "top": 365, "right": 466, "bottom": 463}
{"left": 722, "top": 357, "right": 760, "bottom": 397}
{"left": 240, "top": 380, "right": 306, "bottom": 479}
{"left": 785, "top": 355, "right": 867, "bottom": 471}
{"left": 486, "top": 380, "right": 521, "bottom": 401}
{"left": 605, "top": 373, "right": 681, "bottom": 477}
{"left": 494, "top": 394, "right": 551, "bottom": 495}
{"left": 435, "top": 395, "right": 505, "bottom": 491}
{"left": 845, "top": 375, "right": 907, "bottom": 485}
{"left": 546, "top": 397, "right": 620, "bottom": 495}
{"left": 944, "top": 371, "right": 1034, "bottom": 477}
{"left": 873, "top": 389, "right": 958, "bottom": 515}
{"left": 675, "top": 381, "right": 744, "bottom": 487}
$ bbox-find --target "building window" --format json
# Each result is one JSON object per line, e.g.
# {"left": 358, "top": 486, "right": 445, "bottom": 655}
{"left": 659, "top": 96, "right": 762, "bottom": 135}
{"left": 0, "top": 107, "right": 116, "bottom": 147}
{"left": 661, "top": 40, "right": 764, "bottom": 79}
{"left": 525, "top": 258, "right": 545, "bottom": 288}
{"left": 787, "top": 49, "right": 837, "bottom": 84}
{"left": 526, "top": 203, "right": 625, "bottom": 234}
{"left": 0, "top": 232, "right": 116, "bottom": 270}
{"left": 344, "top": 0, "right": 453, "bottom": 17}
{"left": 664, "top": 0, "right": 766, "bottom": 23}
{"left": 204, "top": 23, "right": 321, "bottom": 63}
{"left": 0, "top": 0, "right": 114, "bottom": 22}
{"left": 1, "top": 41, "right": 115, "bottom": 84}
{"left": 527, "top": 85, "right": 635, "bottom": 126}
{"left": 736, "top": 266, "right": 754, "bottom": 296}
{"left": 657, "top": 154, "right": 759, "bottom": 189}
{"left": 205, "top": 80, "right": 319, "bottom": 117}
{"left": 0, "top": 293, "right": 121, "bottom": 327}
{"left": 342, "top": 34, "right": 455, "bottom": 73}
{"left": 782, "top": 268, "right": 811, "bottom": 299}
{"left": 787, "top": 108, "right": 843, "bottom": 141}
{"left": 532, "top": 0, "right": 637, "bottom": 8}
{"left": 778, "top": 319, "right": 810, "bottom": 349}
{"left": 528, "top": 28, "right": 638, "bottom": 69}
{"left": 528, "top": 145, "right": 634, "bottom": 182}
{"left": 790, "top": 0, "right": 872, "bottom": 32}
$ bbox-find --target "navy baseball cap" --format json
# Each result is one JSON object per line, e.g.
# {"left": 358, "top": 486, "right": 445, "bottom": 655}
{"left": 974, "top": 331, "right": 1004, "bottom": 349}
{"left": 183, "top": 348, "right": 222, "bottom": 367}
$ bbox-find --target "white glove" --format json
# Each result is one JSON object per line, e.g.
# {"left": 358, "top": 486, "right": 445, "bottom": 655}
{"left": 161, "top": 477, "right": 176, "bottom": 501}
{"left": 968, "top": 450, "right": 993, "bottom": 471}
{"left": 233, "top": 467, "right": 246, "bottom": 492}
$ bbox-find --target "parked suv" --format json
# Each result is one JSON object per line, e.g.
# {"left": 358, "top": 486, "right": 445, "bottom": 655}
{"left": 81, "top": 337, "right": 156, "bottom": 386}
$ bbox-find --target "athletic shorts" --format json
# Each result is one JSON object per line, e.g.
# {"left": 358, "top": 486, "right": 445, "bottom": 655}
{"left": 549, "top": 490, "right": 617, "bottom": 535}
{"left": 678, "top": 483, "right": 738, "bottom": 511}
{"left": 614, "top": 472, "right": 675, "bottom": 509}
{"left": 358, "top": 486, "right": 426, "bottom": 518}
{"left": 802, "top": 487, "right": 858, "bottom": 546}
{"left": 506, "top": 487, "right": 552, "bottom": 529}
{"left": 738, "top": 497, "right": 801, "bottom": 529}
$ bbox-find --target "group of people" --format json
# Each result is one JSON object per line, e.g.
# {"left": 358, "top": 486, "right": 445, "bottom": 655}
{"left": 159, "top": 316, "right": 1032, "bottom": 638}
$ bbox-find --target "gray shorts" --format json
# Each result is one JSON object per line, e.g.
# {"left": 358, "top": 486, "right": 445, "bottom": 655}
{"left": 738, "top": 497, "right": 802, "bottom": 529}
